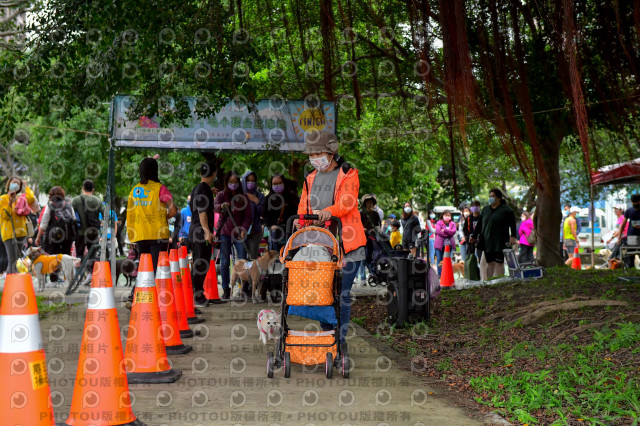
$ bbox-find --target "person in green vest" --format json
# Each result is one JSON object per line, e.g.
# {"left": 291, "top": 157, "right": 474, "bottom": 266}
{"left": 563, "top": 206, "right": 580, "bottom": 259}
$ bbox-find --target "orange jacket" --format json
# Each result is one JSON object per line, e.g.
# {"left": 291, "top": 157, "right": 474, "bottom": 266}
{"left": 298, "top": 166, "right": 366, "bottom": 254}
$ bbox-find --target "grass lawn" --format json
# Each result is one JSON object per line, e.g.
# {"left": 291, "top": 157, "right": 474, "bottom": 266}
{"left": 352, "top": 267, "right": 640, "bottom": 425}
{"left": 0, "top": 291, "right": 71, "bottom": 319}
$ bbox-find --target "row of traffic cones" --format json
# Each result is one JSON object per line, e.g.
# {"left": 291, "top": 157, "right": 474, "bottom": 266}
{"left": 0, "top": 245, "right": 224, "bottom": 425}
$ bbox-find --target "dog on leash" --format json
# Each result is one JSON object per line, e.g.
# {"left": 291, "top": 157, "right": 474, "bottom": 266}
{"left": 23, "top": 246, "right": 80, "bottom": 292}
{"left": 231, "top": 250, "right": 279, "bottom": 303}
{"left": 115, "top": 258, "right": 138, "bottom": 286}
{"left": 257, "top": 309, "right": 281, "bottom": 344}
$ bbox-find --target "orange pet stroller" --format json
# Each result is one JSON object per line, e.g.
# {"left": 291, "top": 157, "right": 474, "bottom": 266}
{"left": 267, "top": 214, "right": 350, "bottom": 379}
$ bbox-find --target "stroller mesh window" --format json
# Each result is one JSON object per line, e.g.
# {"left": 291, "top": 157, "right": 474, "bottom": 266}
{"left": 288, "top": 231, "right": 336, "bottom": 255}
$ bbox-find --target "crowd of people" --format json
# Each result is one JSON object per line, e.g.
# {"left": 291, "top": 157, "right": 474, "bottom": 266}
{"left": 0, "top": 178, "right": 113, "bottom": 283}
{"left": 357, "top": 189, "right": 533, "bottom": 282}
{"left": 0, "top": 164, "right": 538, "bottom": 290}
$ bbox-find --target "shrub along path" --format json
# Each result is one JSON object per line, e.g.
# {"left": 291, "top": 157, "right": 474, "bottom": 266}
{"left": 352, "top": 267, "right": 640, "bottom": 425}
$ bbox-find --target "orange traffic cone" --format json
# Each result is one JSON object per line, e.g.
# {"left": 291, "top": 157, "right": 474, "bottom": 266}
{"left": 156, "top": 252, "right": 192, "bottom": 355}
{"left": 440, "top": 245, "right": 455, "bottom": 289}
{"left": 571, "top": 247, "right": 582, "bottom": 270}
{"left": 61, "top": 262, "right": 143, "bottom": 426}
{"left": 204, "top": 249, "right": 226, "bottom": 303}
{"left": 179, "top": 245, "right": 205, "bottom": 323}
{"left": 0, "top": 273, "right": 55, "bottom": 425}
{"left": 169, "top": 249, "right": 193, "bottom": 339}
{"left": 124, "top": 253, "right": 182, "bottom": 384}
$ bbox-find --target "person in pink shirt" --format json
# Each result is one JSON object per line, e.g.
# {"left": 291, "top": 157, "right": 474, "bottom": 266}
{"left": 607, "top": 204, "right": 628, "bottom": 260}
{"left": 518, "top": 211, "right": 535, "bottom": 263}
{"left": 434, "top": 210, "right": 457, "bottom": 276}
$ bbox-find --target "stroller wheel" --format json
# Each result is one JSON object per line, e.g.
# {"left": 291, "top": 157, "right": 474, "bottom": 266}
{"left": 341, "top": 354, "right": 351, "bottom": 379}
{"left": 367, "top": 275, "right": 378, "bottom": 287}
{"left": 283, "top": 351, "right": 291, "bottom": 378}
{"left": 325, "top": 353, "right": 333, "bottom": 379}
{"left": 267, "top": 351, "right": 275, "bottom": 378}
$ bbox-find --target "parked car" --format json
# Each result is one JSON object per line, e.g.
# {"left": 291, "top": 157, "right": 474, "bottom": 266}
{"left": 576, "top": 208, "right": 607, "bottom": 251}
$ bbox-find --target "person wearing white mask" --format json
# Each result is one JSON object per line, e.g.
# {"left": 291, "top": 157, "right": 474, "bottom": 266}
{"left": 474, "top": 189, "right": 517, "bottom": 280}
{"left": 518, "top": 211, "right": 535, "bottom": 263}
{"left": 458, "top": 206, "right": 471, "bottom": 260}
{"left": 435, "top": 210, "right": 457, "bottom": 276}
{"left": 1, "top": 177, "right": 37, "bottom": 274}
{"left": 401, "top": 202, "right": 421, "bottom": 256}
{"left": 425, "top": 210, "right": 437, "bottom": 264}
{"left": 295, "top": 130, "right": 366, "bottom": 359}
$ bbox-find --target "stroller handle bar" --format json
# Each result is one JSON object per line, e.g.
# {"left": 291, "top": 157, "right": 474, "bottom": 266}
{"left": 285, "top": 214, "right": 343, "bottom": 238}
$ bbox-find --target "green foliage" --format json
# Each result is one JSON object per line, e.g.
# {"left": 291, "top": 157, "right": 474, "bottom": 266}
{"left": 351, "top": 316, "right": 366, "bottom": 326}
{"left": 470, "top": 323, "right": 640, "bottom": 425}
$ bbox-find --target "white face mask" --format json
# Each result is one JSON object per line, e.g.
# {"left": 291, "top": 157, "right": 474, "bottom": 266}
{"left": 521, "top": 216, "right": 526, "bottom": 221}
{"left": 310, "top": 155, "right": 331, "bottom": 171}
{"left": 463, "top": 212, "right": 470, "bottom": 217}
{"left": 404, "top": 207, "right": 412, "bottom": 214}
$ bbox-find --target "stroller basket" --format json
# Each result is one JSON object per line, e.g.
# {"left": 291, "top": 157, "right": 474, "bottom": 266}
{"left": 285, "top": 330, "right": 337, "bottom": 365}
{"left": 286, "top": 261, "right": 336, "bottom": 306}
{"left": 267, "top": 215, "right": 351, "bottom": 379}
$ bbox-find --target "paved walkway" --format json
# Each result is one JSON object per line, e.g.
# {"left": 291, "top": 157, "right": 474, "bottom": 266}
{"left": 4, "top": 276, "right": 494, "bottom": 425}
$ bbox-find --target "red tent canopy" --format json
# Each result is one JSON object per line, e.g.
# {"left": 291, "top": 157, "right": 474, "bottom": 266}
{"left": 591, "top": 158, "right": 640, "bottom": 186}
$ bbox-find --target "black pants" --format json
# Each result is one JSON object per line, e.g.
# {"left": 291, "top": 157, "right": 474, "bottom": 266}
{"left": 190, "top": 241, "right": 211, "bottom": 299}
{"left": 75, "top": 235, "right": 98, "bottom": 275}
{"left": 519, "top": 244, "right": 534, "bottom": 264}
{"left": 129, "top": 240, "right": 166, "bottom": 298}
{"left": 0, "top": 239, "right": 7, "bottom": 274}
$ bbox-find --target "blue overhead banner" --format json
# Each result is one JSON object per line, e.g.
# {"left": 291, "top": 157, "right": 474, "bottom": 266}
{"left": 110, "top": 96, "right": 336, "bottom": 151}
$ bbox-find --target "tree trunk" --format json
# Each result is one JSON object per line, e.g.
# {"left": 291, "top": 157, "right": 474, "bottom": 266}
{"left": 289, "top": 158, "right": 304, "bottom": 182}
{"left": 536, "top": 136, "right": 564, "bottom": 267}
{"left": 320, "top": 0, "right": 335, "bottom": 100}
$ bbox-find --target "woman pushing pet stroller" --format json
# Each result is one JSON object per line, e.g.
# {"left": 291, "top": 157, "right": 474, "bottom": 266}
{"left": 268, "top": 214, "right": 347, "bottom": 378}
{"left": 290, "top": 130, "right": 366, "bottom": 360}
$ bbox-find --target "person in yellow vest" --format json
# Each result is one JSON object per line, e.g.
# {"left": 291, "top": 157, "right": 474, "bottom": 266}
{"left": 1, "top": 177, "right": 37, "bottom": 274}
{"left": 563, "top": 206, "right": 580, "bottom": 259}
{"left": 126, "top": 157, "right": 177, "bottom": 275}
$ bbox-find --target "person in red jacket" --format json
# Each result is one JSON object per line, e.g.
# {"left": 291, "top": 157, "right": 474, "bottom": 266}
{"left": 297, "top": 130, "right": 366, "bottom": 357}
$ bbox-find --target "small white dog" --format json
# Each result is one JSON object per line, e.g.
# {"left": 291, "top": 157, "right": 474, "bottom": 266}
{"left": 257, "top": 309, "right": 281, "bottom": 344}
{"left": 23, "top": 246, "right": 80, "bottom": 291}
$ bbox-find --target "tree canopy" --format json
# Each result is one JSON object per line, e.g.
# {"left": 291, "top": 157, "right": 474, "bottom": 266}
{"left": 1, "top": 0, "right": 639, "bottom": 265}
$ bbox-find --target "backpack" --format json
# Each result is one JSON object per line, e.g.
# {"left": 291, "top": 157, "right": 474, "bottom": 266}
{"left": 81, "top": 196, "right": 102, "bottom": 241}
{"left": 15, "top": 193, "right": 31, "bottom": 216}
{"left": 527, "top": 229, "right": 537, "bottom": 246}
{"left": 45, "top": 201, "right": 77, "bottom": 244}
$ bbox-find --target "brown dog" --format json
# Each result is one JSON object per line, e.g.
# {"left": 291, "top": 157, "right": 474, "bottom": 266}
{"left": 231, "top": 250, "right": 279, "bottom": 303}
{"left": 452, "top": 261, "right": 465, "bottom": 278}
